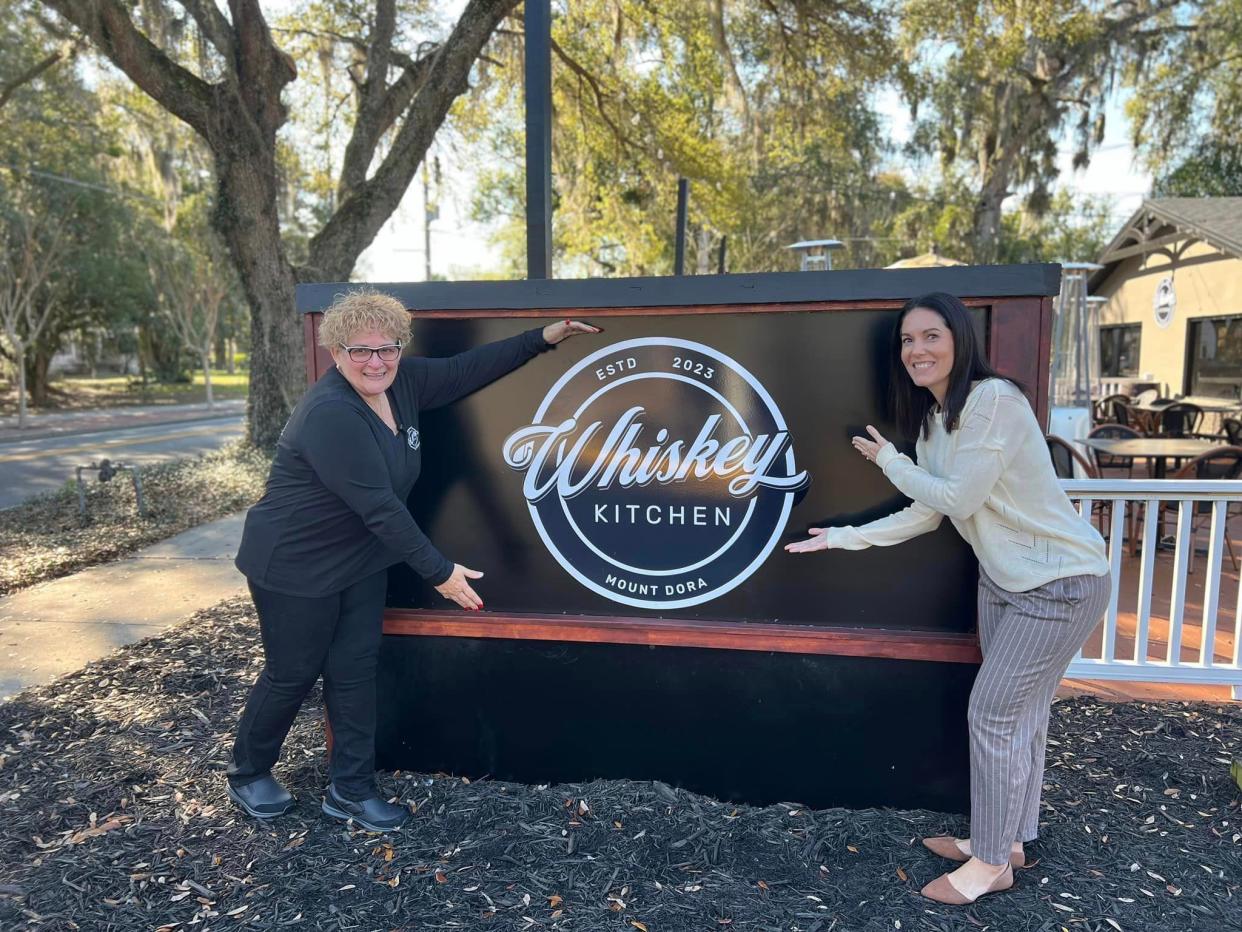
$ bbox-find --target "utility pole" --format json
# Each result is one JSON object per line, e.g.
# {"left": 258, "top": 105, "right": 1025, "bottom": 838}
{"left": 422, "top": 159, "right": 435, "bottom": 282}
{"left": 674, "top": 178, "right": 689, "bottom": 275}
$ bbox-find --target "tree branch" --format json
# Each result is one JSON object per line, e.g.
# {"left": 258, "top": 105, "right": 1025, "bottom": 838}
{"left": 39, "top": 0, "right": 219, "bottom": 137}
{"left": 338, "top": 30, "right": 440, "bottom": 200}
{"left": 550, "top": 36, "right": 628, "bottom": 148}
{"left": 226, "top": 0, "right": 296, "bottom": 138}
{"left": 303, "top": 0, "right": 520, "bottom": 280}
{"left": 179, "top": 0, "right": 236, "bottom": 64}
{"left": 707, "top": 0, "right": 751, "bottom": 131}
{"left": 0, "top": 40, "right": 81, "bottom": 111}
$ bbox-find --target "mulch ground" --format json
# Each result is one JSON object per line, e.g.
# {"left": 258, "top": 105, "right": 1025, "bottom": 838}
{"left": 0, "top": 443, "right": 270, "bottom": 596}
{"left": 0, "top": 598, "right": 1238, "bottom": 932}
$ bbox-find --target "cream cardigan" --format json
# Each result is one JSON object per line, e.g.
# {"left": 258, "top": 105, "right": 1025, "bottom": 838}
{"left": 826, "top": 378, "right": 1109, "bottom": 592}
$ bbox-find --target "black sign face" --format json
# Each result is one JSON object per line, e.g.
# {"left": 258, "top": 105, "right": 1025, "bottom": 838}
{"left": 390, "top": 311, "right": 978, "bottom": 631}
{"left": 501, "top": 338, "right": 809, "bottom": 609}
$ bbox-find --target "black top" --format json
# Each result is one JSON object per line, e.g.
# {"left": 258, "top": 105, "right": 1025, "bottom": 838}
{"left": 235, "top": 328, "right": 552, "bottom": 597}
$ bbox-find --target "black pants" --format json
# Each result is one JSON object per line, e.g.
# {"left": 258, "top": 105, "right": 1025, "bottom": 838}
{"left": 228, "top": 569, "right": 387, "bottom": 800}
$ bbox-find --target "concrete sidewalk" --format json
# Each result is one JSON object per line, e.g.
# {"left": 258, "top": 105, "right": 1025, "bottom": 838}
{"left": 0, "top": 512, "right": 247, "bottom": 699}
{"left": 0, "top": 399, "right": 246, "bottom": 444}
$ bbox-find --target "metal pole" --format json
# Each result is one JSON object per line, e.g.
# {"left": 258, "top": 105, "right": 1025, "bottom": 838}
{"left": 717, "top": 235, "right": 727, "bottom": 274}
{"left": 674, "top": 178, "right": 689, "bottom": 275}
{"left": 422, "top": 162, "right": 433, "bottom": 282}
{"left": 524, "top": 0, "right": 553, "bottom": 279}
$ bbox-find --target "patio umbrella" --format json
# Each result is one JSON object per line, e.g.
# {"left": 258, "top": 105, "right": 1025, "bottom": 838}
{"left": 885, "top": 245, "right": 966, "bottom": 269}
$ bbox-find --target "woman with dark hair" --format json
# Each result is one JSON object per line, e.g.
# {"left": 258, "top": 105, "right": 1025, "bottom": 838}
{"left": 786, "top": 292, "right": 1109, "bottom": 904}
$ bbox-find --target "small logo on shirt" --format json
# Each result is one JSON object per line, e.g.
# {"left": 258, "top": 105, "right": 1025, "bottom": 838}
{"left": 406, "top": 427, "right": 420, "bottom": 451}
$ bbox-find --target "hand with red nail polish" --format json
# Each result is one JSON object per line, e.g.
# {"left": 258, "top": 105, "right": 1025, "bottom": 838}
{"left": 435, "top": 564, "right": 484, "bottom": 611}
{"left": 542, "top": 319, "right": 602, "bottom": 345}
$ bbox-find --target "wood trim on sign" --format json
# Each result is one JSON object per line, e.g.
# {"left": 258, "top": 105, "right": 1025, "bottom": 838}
{"left": 987, "top": 296, "right": 1049, "bottom": 426}
{"left": 382, "top": 610, "right": 982, "bottom": 665}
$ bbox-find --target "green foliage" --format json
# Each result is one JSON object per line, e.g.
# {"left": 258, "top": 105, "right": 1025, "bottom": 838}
{"left": 883, "top": 180, "right": 1116, "bottom": 265}
{"left": 1153, "top": 141, "right": 1242, "bottom": 197}
{"left": 462, "top": 0, "right": 900, "bottom": 275}
{"left": 997, "top": 191, "right": 1118, "bottom": 263}
{"left": 0, "top": 1, "right": 159, "bottom": 397}
{"left": 1125, "top": 0, "right": 1242, "bottom": 173}
{"left": 897, "top": 0, "right": 1183, "bottom": 261}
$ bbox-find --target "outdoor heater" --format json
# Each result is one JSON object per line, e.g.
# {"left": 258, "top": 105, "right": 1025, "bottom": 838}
{"left": 296, "top": 264, "right": 1059, "bottom": 813}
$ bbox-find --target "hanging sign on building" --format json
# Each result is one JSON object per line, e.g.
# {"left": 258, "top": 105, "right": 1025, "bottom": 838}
{"left": 502, "top": 337, "right": 810, "bottom": 609}
{"left": 1153, "top": 275, "right": 1176, "bottom": 329}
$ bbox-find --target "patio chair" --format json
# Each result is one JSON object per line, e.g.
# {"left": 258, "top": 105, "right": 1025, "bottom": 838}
{"left": 1155, "top": 402, "right": 1203, "bottom": 438}
{"left": 1086, "top": 423, "right": 1141, "bottom": 478}
{"left": 1134, "top": 389, "right": 1159, "bottom": 406}
{"left": 1046, "top": 434, "right": 1098, "bottom": 480}
{"left": 1168, "top": 445, "right": 1242, "bottom": 571}
{"left": 1223, "top": 418, "right": 1242, "bottom": 445}
{"left": 1093, "top": 393, "right": 1132, "bottom": 424}
{"left": 1046, "top": 435, "right": 1111, "bottom": 535}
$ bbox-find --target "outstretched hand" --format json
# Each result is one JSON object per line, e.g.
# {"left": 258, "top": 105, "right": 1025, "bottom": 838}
{"left": 435, "top": 563, "right": 484, "bottom": 610}
{"left": 851, "top": 425, "right": 892, "bottom": 465}
{"left": 785, "top": 528, "right": 834, "bottom": 553}
{"left": 543, "top": 319, "right": 602, "bottom": 345}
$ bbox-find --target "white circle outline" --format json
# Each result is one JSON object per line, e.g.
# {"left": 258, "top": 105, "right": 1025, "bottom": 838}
{"left": 524, "top": 337, "right": 801, "bottom": 609}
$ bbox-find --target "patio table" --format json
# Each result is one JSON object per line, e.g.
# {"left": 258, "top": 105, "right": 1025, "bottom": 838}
{"left": 1125, "top": 397, "right": 1242, "bottom": 435}
{"left": 1078, "top": 437, "right": 1224, "bottom": 478}
{"left": 1078, "top": 437, "right": 1228, "bottom": 550}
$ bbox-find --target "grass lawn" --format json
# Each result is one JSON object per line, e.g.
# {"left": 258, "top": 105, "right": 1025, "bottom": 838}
{"left": 0, "top": 370, "right": 249, "bottom": 415}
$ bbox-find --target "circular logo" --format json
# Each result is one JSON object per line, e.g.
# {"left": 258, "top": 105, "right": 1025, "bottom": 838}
{"left": 502, "top": 338, "right": 808, "bottom": 609}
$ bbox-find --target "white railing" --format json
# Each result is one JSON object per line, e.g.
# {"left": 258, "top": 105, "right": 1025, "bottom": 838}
{"left": 1061, "top": 479, "right": 1242, "bottom": 700}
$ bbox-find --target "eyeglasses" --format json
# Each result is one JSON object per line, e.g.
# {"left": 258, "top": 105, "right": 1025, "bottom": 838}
{"left": 340, "top": 342, "right": 403, "bottom": 363}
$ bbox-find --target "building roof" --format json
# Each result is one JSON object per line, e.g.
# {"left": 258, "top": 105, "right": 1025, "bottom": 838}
{"left": 1092, "top": 197, "right": 1242, "bottom": 288}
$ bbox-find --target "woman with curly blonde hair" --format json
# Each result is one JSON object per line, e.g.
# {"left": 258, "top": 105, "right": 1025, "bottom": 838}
{"left": 229, "top": 290, "right": 597, "bottom": 831}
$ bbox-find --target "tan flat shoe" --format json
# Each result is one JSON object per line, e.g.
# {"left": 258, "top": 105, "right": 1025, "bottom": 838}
{"left": 921, "top": 836, "right": 1026, "bottom": 869}
{"left": 921, "top": 864, "right": 1013, "bottom": 905}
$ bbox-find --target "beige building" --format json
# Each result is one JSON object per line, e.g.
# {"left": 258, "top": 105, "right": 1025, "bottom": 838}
{"left": 1092, "top": 198, "right": 1242, "bottom": 399}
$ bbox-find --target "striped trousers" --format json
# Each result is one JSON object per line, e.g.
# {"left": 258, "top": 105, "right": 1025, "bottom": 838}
{"left": 968, "top": 568, "right": 1111, "bottom": 865}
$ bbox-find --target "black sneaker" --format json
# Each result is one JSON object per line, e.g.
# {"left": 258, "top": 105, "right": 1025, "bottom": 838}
{"left": 321, "top": 783, "right": 409, "bottom": 832}
{"left": 227, "top": 775, "right": 295, "bottom": 819}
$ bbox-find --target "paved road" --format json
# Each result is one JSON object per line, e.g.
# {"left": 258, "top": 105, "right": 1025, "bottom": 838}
{"left": 0, "top": 414, "right": 245, "bottom": 509}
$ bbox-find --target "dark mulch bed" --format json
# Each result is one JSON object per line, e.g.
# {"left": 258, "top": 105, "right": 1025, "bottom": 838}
{"left": 0, "top": 599, "right": 1238, "bottom": 931}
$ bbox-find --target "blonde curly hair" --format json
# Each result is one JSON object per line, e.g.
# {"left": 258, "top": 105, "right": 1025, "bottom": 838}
{"left": 318, "top": 289, "right": 412, "bottom": 349}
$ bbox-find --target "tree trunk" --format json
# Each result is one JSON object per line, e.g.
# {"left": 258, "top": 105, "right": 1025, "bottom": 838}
{"left": 972, "top": 178, "right": 1007, "bottom": 265}
{"left": 213, "top": 149, "right": 302, "bottom": 448}
{"left": 13, "top": 336, "right": 27, "bottom": 429}
{"left": 25, "top": 348, "right": 51, "bottom": 408}
{"left": 201, "top": 349, "right": 214, "bottom": 408}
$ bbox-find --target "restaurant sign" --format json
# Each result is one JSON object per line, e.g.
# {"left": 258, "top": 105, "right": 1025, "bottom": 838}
{"left": 502, "top": 338, "right": 810, "bottom": 608}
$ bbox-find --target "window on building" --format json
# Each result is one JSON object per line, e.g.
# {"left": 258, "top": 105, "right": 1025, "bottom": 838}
{"left": 1186, "top": 316, "right": 1242, "bottom": 400}
{"left": 1100, "top": 324, "right": 1141, "bottom": 378}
